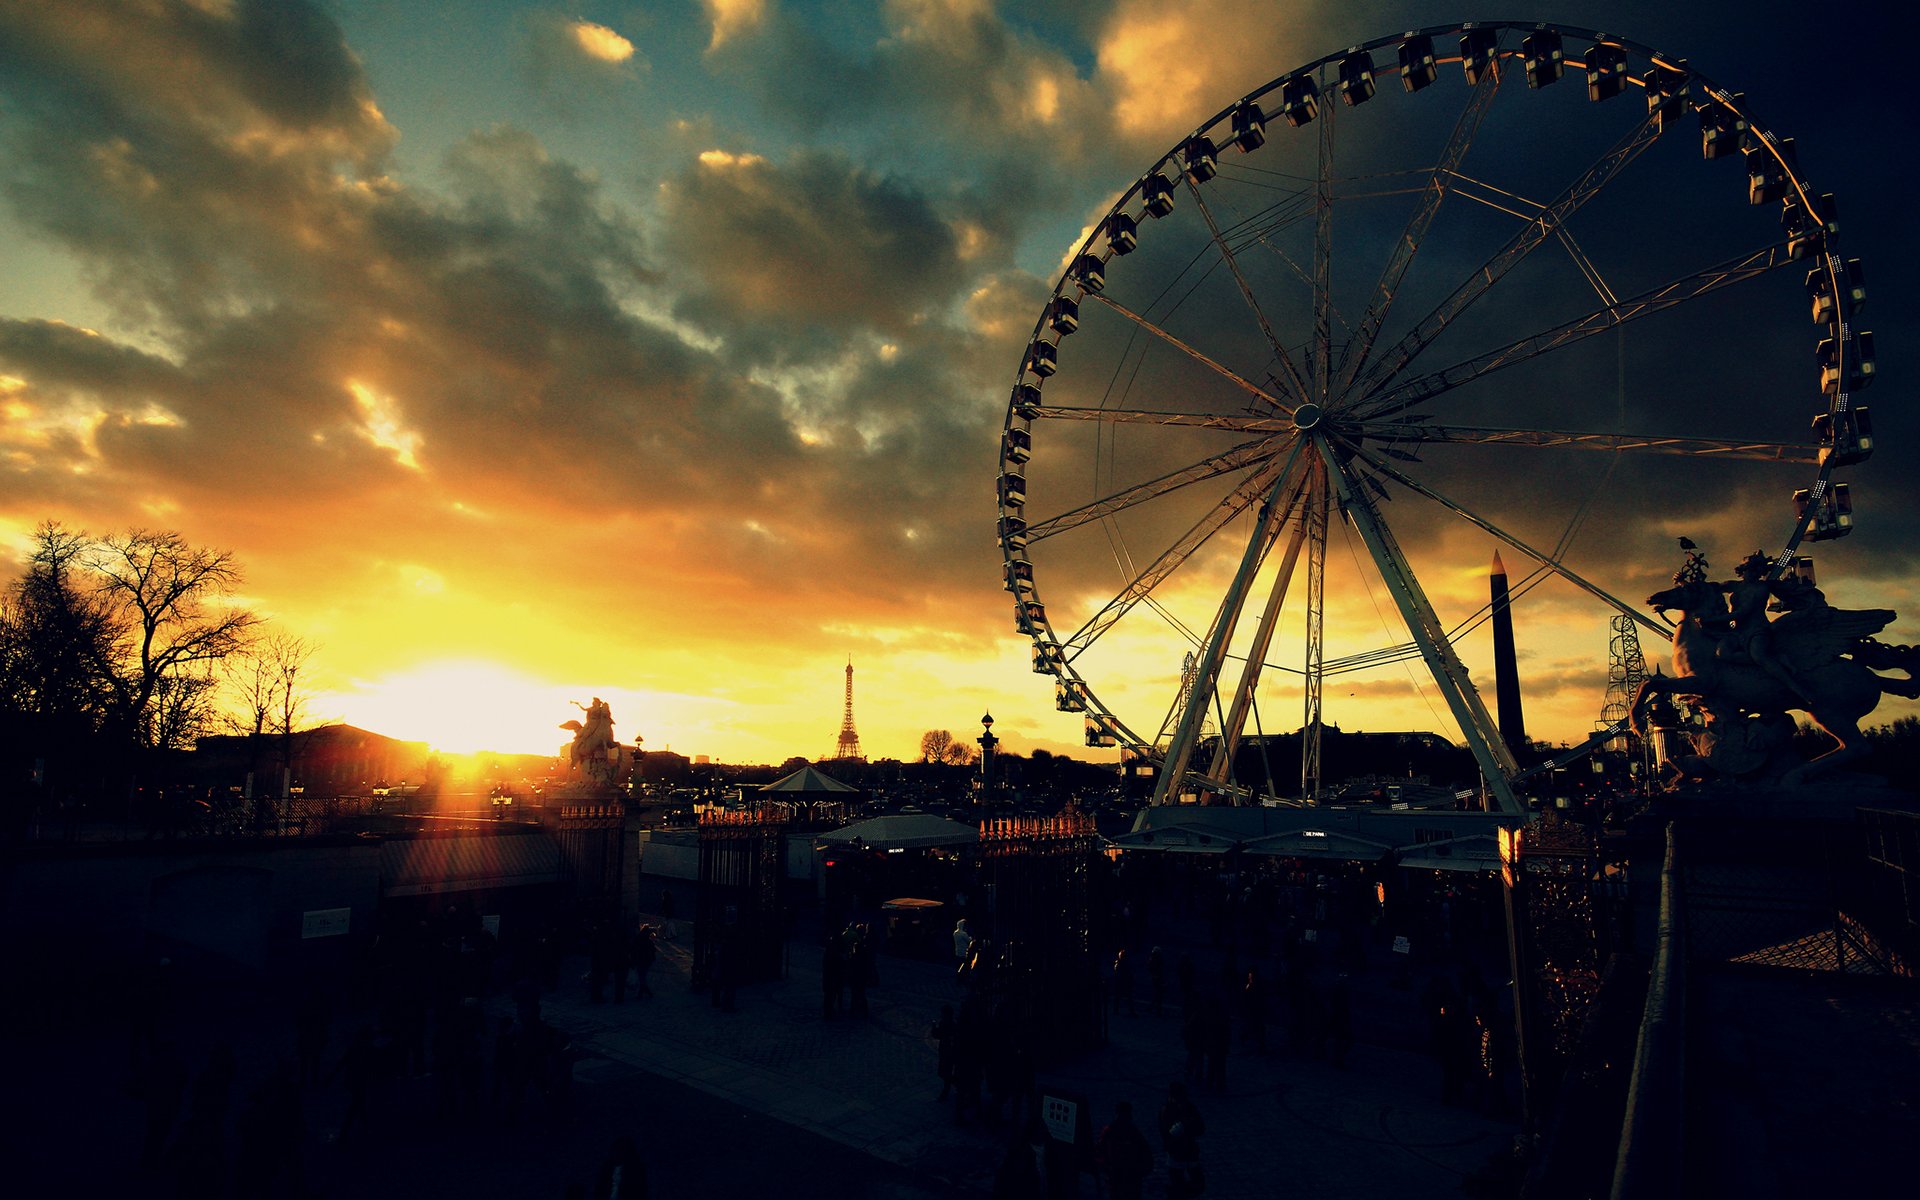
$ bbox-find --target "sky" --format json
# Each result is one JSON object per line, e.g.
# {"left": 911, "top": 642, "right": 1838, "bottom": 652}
{"left": 0, "top": 1, "right": 1912, "bottom": 768}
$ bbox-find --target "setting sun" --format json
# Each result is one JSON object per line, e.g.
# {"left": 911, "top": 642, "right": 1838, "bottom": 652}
{"left": 321, "top": 660, "right": 659, "bottom": 756}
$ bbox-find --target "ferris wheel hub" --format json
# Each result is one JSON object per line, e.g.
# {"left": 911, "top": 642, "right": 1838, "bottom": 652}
{"left": 1293, "top": 403, "right": 1325, "bottom": 431}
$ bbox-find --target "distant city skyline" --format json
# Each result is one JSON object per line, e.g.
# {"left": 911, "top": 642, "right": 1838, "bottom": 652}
{"left": 1, "top": 2, "right": 1908, "bottom": 766}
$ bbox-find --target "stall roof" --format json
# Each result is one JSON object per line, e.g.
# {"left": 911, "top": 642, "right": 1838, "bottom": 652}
{"left": 1108, "top": 822, "right": 1242, "bottom": 854}
{"left": 762, "top": 765, "right": 859, "bottom": 794}
{"left": 381, "top": 832, "right": 565, "bottom": 898}
{"left": 1240, "top": 830, "right": 1399, "bottom": 861}
{"left": 1394, "top": 834, "right": 1501, "bottom": 872}
{"left": 817, "top": 813, "right": 979, "bottom": 850}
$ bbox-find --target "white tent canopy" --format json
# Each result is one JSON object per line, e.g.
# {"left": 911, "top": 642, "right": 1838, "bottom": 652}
{"left": 816, "top": 813, "right": 980, "bottom": 850}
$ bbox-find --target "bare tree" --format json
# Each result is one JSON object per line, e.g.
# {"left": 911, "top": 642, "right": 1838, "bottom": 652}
{"left": 940, "top": 740, "right": 978, "bottom": 767}
{"left": 89, "top": 529, "right": 260, "bottom": 750}
{"left": 269, "top": 634, "right": 315, "bottom": 789}
{"left": 919, "top": 729, "right": 954, "bottom": 764}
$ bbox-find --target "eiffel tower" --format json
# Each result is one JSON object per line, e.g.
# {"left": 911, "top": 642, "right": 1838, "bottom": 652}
{"left": 1598, "top": 613, "right": 1649, "bottom": 750}
{"left": 832, "top": 658, "right": 865, "bottom": 761}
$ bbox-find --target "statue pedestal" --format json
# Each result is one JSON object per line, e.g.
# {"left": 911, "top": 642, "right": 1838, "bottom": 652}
{"left": 1622, "top": 779, "right": 1917, "bottom": 972}
{"left": 546, "top": 778, "right": 623, "bottom": 805}
{"left": 1640, "top": 777, "right": 1909, "bottom": 825}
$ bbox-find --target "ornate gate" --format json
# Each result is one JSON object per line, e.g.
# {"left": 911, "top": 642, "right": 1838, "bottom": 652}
{"left": 976, "top": 809, "right": 1108, "bottom": 1057}
{"left": 694, "top": 807, "right": 788, "bottom": 989}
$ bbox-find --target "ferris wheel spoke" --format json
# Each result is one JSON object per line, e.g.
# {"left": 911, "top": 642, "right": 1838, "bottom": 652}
{"left": 1312, "top": 96, "right": 1336, "bottom": 402}
{"left": 1062, "top": 454, "right": 1298, "bottom": 657}
{"left": 1340, "top": 438, "right": 1672, "bottom": 637}
{"left": 1350, "top": 420, "right": 1815, "bottom": 461}
{"left": 1032, "top": 405, "right": 1295, "bottom": 433}
{"left": 1347, "top": 106, "right": 1667, "bottom": 405}
{"left": 1333, "top": 60, "right": 1504, "bottom": 398}
{"left": 1354, "top": 242, "right": 1796, "bottom": 420}
{"left": 1024, "top": 437, "right": 1282, "bottom": 544}
{"left": 1314, "top": 436, "right": 1523, "bottom": 813}
{"left": 1184, "top": 179, "right": 1314, "bottom": 405}
{"left": 1087, "top": 293, "right": 1294, "bottom": 414}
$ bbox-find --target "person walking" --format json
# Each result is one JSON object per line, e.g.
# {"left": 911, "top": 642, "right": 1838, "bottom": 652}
{"left": 1158, "top": 1082, "right": 1206, "bottom": 1199}
{"left": 1112, "top": 947, "right": 1136, "bottom": 1017}
{"left": 847, "top": 924, "right": 875, "bottom": 1017}
{"left": 630, "top": 925, "right": 657, "bottom": 1000}
{"left": 821, "top": 938, "right": 844, "bottom": 1019}
{"left": 953, "top": 918, "right": 974, "bottom": 964}
{"left": 931, "top": 1004, "right": 957, "bottom": 1101}
{"left": 591, "top": 1133, "right": 648, "bottom": 1199}
{"left": 1096, "top": 1101, "right": 1155, "bottom": 1200}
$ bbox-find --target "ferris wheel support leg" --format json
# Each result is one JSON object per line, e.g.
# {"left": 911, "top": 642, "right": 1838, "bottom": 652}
{"left": 1313, "top": 435, "right": 1525, "bottom": 815}
{"left": 1153, "top": 448, "right": 1305, "bottom": 806}
{"left": 1208, "top": 476, "right": 1313, "bottom": 789}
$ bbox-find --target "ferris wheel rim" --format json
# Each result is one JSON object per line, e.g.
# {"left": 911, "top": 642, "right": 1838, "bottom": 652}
{"left": 996, "top": 20, "right": 1867, "bottom": 800}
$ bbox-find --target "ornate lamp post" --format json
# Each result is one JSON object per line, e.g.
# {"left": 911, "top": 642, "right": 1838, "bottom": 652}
{"left": 978, "top": 712, "right": 999, "bottom": 808}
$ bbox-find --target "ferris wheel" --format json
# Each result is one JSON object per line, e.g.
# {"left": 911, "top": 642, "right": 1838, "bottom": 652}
{"left": 995, "top": 21, "right": 1874, "bottom": 814}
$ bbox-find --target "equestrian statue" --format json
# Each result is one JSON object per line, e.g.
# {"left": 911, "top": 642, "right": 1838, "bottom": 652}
{"left": 1630, "top": 541, "right": 1920, "bottom": 786}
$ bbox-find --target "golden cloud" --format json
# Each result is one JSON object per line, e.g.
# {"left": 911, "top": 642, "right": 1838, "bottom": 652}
{"left": 703, "top": 0, "right": 769, "bottom": 51}
{"left": 568, "top": 20, "right": 636, "bottom": 64}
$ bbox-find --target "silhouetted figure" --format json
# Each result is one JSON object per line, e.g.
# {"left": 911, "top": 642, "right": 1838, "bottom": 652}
{"left": 952, "top": 996, "right": 987, "bottom": 1126}
{"left": 233, "top": 1064, "right": 302, "bottom": 1199}
{"left": 135, "top": 1037, "right": 187, "bottom": 1170}
{"left": 1241, "top": 969, "right": 1267, "bottom": 1052}
{"left": 513, "top": 973, "right": 542, "bottom": 1032}
{"left": 1112, "top": 948, "right": 1136, "bottom": 1017}
{"left": 1201, "top": 995, "right": 1230, "bottom": 1092}
{"left": 1157, "top": 1081, "right": 1206, "bottom": 1197}
{"left": 1096, "top": 1101, "right": 1154, "bottom": 1200}
{"left": 1175, "top": 951, "right": 1197, "bottom": 1014}
{"left": 847, "top": 924, "right": 875, "bottom": 1017}
{"left": 1181, "top": 1007, "right": 1206, "bottom": 1083}
{"left": 658, "top": 889, "right": 677, "bottom": 941}
{"left": 491, "top": 1016, "right": 520, "bottom": 1113}
{"left": 1325, "top": 977, "right": 1354, "bottom": 1068}
{"left": 931, "top": 1004, "right": 957, "bottom": 1100}
{"left": 821, "top": 940, "right": 843, "bottom": 1019}
{"left": 630, "top": 925, "right": 657, "bottom": 999}
{"left": 296, "top": 990, "right": 329, "bottom": 1085}
{"left": 331, "top": 1025, "right": 383, "bottom": 1144}
{"left": 709, "top": 933, "right": 738, "bottom": 1012}
{"left": 992, "top": 1131, "right": 1044, "bottom": 1200}
{"left": 591, "top": 1134, "right": 648, "bottom": 1199}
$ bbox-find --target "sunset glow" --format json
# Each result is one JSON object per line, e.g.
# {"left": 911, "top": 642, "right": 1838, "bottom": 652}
{"left": 0, "top": 3, "right": 1908, "bottom": 771}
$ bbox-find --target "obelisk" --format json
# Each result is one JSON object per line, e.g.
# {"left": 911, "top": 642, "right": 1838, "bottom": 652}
{"left": 1489, "top": 550, "right": 1527, "bottom": 756}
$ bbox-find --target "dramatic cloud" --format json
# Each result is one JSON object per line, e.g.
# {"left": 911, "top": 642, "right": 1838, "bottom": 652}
{"left": 659, "top": 147, "right": 972, "bottom": 343}
{"left": 0, "top": 1, "right": 1907, "bottom": 764}
{"left": 702, "top": 0, "right": 769, "bottom": 51}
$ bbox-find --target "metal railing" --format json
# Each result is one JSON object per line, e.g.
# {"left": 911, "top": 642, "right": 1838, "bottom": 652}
{"left": 1611, "top": 822, "right": 1688, "bottom": 1199}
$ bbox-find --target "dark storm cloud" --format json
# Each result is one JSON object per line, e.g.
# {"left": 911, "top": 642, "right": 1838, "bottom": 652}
{"left": 658, "top": 148, "right": 972, "bottom": 346}
{"left": 0, "top": 1, "right": 394, "bottom": 336}
{"left": 0, "top": 0, "right": 1030, "bottom": 653}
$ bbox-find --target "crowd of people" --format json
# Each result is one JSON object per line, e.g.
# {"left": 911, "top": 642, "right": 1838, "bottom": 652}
{"left": 115, "top": 899, "right": 667, "bottom": 1199}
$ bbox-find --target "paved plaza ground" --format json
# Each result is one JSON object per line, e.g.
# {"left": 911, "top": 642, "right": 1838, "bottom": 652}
{"left": 2, "top": 880, "right": 1522, "bottom": 1198}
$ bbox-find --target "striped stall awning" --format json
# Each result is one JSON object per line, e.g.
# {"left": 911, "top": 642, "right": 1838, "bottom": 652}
{"left": 380, "top": 833, "right": 566, "bottom": 898}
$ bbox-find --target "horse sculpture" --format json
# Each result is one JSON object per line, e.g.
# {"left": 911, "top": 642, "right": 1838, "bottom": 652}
{"left": 561, "top": 697, "right": 618, "bottom": 783}
{"left": 1630, "top": 576, "right": 1919, "bottom": 784}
